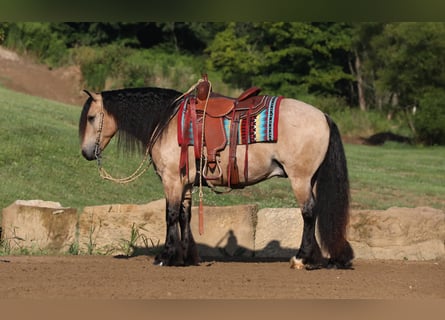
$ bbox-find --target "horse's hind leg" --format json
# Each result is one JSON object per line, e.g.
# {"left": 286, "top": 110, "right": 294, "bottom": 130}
{"left": 290, "top": 178, "right": 326, "bottom": 270}
{"left": 179, "top": 188, "right": 200, "bottom": 265}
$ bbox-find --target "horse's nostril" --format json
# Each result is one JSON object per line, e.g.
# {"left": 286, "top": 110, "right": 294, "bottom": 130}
{"left": 81, "top": 148, "right": 95, "bottom": 161}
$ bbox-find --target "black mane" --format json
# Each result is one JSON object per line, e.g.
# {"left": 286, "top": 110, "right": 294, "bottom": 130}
{"left": 79, "top": 87, "right": 183, "bottom": 154}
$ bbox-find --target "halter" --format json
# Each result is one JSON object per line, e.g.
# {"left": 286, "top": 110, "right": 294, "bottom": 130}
{"left": 93, "top": 107, "right": 104, "bottom": 166}
{"left": 93, "top": 96, "right": 152, "bottom": 184}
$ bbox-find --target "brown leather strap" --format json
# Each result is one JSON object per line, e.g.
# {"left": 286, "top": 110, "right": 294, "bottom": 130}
{"left": 244, "top": 107, "right": 252, "bottom": 183}
{"left": 189, "top": 98, "right": 201, "bottom": 160}
{"left": 237, "top": 86, "right": 261, "bottom": 101}
{"left": 179, "top": 100, "right": 191, "bottom": 173}
{"left": 204, "top": 117, "right": 227, "bottom": 166}
{"left": 227, "top": 111, "right": 241, "bottom": 187}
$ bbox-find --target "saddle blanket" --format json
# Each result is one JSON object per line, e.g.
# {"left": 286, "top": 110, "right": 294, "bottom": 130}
{"left": 178, "top": 95, "right": 282, "bottom": 146}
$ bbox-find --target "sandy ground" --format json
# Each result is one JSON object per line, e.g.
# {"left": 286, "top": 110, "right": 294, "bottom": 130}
{"left": 0, "top": 255, "right": 444, "bottom": 299}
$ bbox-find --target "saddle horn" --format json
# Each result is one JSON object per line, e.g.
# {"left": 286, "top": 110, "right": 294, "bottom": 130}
{"left": 197, "top": 74, "right": 211, "bottom": 101}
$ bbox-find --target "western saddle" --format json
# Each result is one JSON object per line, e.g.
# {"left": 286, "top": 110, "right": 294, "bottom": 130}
{"left": 179, "top": 74, "right": 273, "bottom": 188}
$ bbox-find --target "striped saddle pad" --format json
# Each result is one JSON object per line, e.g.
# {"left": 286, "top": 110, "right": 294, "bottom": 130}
{"left": 178, "top": 95, "right": 282, "bottom": 146}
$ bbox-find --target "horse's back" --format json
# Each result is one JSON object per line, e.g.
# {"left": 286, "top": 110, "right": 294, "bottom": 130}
{"left": 222, "top": 98, "right": 330, "bottom": 185}
{"left": 279, "top": 98, "right": 329, "bottom": 135}
{"left": 274, "top": 98, "right": 330, "bottom": 167}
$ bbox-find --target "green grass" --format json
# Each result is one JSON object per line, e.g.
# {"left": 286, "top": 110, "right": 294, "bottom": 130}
{"left": 0, "top": 87, "right": 444, "bottom": 217}
{"left": 346, "top": 143, "right": 445, "bottom": 210}
{"left": 0, "top": 86, "right": 165, "bottom": 212}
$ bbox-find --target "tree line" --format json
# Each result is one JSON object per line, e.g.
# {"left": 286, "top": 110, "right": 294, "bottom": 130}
{"left": 1, "top": 22, "right": 444, "bottom": 144}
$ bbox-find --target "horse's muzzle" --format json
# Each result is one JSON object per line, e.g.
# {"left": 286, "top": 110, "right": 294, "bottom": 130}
{"left": 81, "top": 148, "right": 96, "bottom": 161}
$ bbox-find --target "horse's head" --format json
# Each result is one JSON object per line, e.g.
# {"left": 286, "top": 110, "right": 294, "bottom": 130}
{"left": 79, "top": 90, "right": 117, "bottom": 161}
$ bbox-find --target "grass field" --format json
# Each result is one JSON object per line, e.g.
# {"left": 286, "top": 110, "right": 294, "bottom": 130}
{"left": 1, "top": 87, "right": 444, "bottom": 214}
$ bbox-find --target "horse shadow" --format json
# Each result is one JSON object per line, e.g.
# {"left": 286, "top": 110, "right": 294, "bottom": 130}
{"left": 115, "top": 229, "right": 296, "bottom": 263}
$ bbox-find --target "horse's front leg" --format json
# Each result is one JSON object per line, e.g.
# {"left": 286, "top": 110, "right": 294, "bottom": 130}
{"left": 179, "top": 187, "right": 200, "bottom": 265}
{"left": 154, "top": 196, "right": 185, "bottom": 266}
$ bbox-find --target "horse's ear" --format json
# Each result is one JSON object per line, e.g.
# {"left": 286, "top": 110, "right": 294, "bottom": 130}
{"left": 83, "top": 89, "right": 101, "bottom": 101}
{"left": 83, "top": 89, "right": 93, "bottom": 98}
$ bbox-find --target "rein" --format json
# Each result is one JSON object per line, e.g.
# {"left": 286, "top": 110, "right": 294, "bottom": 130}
{"left": 94, "top": 98, "right": 153, "bottom": 184}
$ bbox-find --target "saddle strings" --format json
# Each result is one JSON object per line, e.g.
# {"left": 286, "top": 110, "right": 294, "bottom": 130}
{"left": 197, "top": 79, "right": 212, "bottom": 235}
{"left": 172, "top": 78, "right": 207, "bottom": 105}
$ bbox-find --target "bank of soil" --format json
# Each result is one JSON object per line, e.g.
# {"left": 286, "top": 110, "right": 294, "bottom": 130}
{"left": 0, "top": 46, "right": 84, "bottom": 106}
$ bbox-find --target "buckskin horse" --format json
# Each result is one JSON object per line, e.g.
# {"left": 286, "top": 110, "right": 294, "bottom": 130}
{"left": 78, "top": 78, "right": 354, "bottom": 270}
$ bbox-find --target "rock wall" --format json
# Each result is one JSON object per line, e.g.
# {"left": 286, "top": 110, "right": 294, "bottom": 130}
{"left": 1, "top": 199, "right": 444, "bottom": 261}
{"left": 348, "top": 207, "right": 445, "bottom": 260}
{"left": 1, "top": 200, "right": 77, "bottom": 253}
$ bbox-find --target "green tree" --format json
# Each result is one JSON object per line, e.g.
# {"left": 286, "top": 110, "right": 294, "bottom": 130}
{"left": 4, "top": 22, "right": 68, "bottom": 67}
{"left": 347, "top": 22, "right": 385, "bottom": 111}
{"left": 207, "top": 22, "right": 355, "bottom": 100}
{"left": 364, "top": 23, "right": 445, "bottom": 143}
{"left": 0, "top": 23, "right": 8, "bottom": 44}
{"left": 206, "top": 22, "right": 262, "bottom": 88}
{"left": 370, "top": 23, "right": 445, "bottom": 109}
{"left": 416, "top": 88, "right": 445, "bottom": 145}
{"left": 154, "top": 22, "right": 224, "bottom": 53}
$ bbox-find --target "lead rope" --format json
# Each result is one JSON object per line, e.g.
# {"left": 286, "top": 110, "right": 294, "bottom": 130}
{"left": 98, "top": 149, "right": 152, "bottom": 184}
{"left": 198, "top": 80, "right": 212, "bottom": 235}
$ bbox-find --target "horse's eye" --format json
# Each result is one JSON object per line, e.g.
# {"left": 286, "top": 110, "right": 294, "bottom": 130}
{"left": 87, "top": 115, "right": 95, "bottom": 123}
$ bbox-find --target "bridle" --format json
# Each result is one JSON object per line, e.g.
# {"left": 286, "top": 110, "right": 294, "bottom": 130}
{"left": 91, "top": 96, "right": 152, "bottom": 184}
{"left": 93, "top": 105, "right": 105, "bottom": 166}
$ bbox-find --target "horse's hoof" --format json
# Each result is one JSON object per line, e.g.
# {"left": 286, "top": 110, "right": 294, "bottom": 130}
{"left": 153, "top": 259, "right": 164, "bottom": 266}
{"left": 305, "top": 263, "right": 324, "bottom": 271}
{"left": 289, "top": 256, "right": 305, "bottom": 269}
{"left": 153, "top": 255, "right": 187, "bottom": 267}
{"left": 153, "top": 253, "right": 170, "bottom": 266}
{"left": 327, "top": 259, "right": 354, "bottom": 270}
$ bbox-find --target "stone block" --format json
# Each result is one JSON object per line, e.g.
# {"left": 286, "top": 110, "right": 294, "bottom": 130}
{"left": 1, "top": 200, "right": 77, "bottom": 253}
{"left": 77, "top": 201, "right": 257, "bottom": 259}
{"left": 254, "top": 208, "right": 302, "bottom": 258}
{"left": 191, "top": 204, "right": 257, "bottom": 258}
{"left": 349, "top": 207, "right": 445, "bottom": 260}
{"left": 78, "top": 199, "right": 166, "bottom": 255}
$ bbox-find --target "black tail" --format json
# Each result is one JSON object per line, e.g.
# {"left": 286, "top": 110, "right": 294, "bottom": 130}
{"left": 314, "top": 115, "right": 354, "bottom": 268}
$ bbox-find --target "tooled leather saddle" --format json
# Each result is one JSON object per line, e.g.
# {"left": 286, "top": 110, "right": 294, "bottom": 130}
{"left": 179, "top": 74, "right": 280, "bottom": 188}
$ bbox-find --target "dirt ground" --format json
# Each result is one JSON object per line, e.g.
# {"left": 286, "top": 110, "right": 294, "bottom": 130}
{"left": 0, "top": 46, "right": 84, "bottom": 106}
{"left": 0, "top": 255, "right": 444, "bottom": 299}
{"left": 1, "top": 46, "right": 444, "bottom": 302}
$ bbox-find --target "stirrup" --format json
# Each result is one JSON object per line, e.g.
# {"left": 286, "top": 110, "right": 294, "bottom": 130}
{"left": 202, "top": 158, "right": 223, "bottom": 180}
